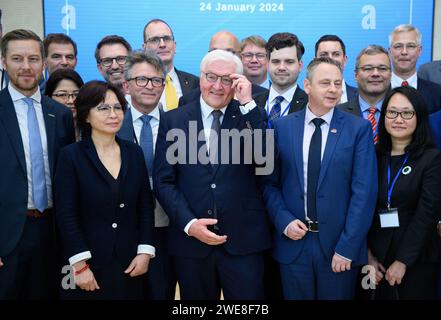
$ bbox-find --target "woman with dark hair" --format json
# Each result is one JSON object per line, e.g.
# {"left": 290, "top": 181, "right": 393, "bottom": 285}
{"left": 54, "top": 80, "right": 155, "bottom": 299}
{"left": 368, "top": 86, "right": 441, "bottom": 299}
{"left": 45, "top": 68, "right": 84, "bottom": 140}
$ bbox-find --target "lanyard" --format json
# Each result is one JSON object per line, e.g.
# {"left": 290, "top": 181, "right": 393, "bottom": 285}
{"left": 387, "top": 154, "right": 409, "bottom": 209}
{"left": 265, "top": 83, "right": 291, "bottom": 128}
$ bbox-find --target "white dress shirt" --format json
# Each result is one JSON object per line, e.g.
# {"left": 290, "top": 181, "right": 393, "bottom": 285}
{"left": 340, "top": 80, "right": 349, "bottom": 104}
{"left": 159, "top": 67, "right": 183, "bottom": 111}
{"left": 9, "top": 84, "right": 52, "bottom": 210}
{"left": 391, "top": 72, "right": 418, "bottom": 89}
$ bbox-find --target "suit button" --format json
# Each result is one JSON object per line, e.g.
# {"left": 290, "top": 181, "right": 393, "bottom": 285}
{"left": 207, "top": 209, "right": 213, "bottom": 215}
{"left": 119, "top": 203, "right": 125, "bottom": 208}
{"left": 211, "top": 183, "right": 216, "bottom": 189}
{"left": 112, "top": 223, "right": 117, "bottom": 229}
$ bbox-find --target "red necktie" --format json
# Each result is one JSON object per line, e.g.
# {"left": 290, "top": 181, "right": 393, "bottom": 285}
{"left": 401, "top": 80, "right": 409, "bottom": 87}
{"left": 367, "top": 107, "right": 378, "bottom": 144}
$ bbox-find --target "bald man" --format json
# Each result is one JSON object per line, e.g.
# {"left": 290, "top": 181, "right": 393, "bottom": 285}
{"left": 209, "top": 31, "right": 241, "bottom": 55}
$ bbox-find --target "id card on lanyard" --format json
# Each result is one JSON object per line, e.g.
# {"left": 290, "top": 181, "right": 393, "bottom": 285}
{"left": 379, "top": 154, "right": 409, "bottom": 228}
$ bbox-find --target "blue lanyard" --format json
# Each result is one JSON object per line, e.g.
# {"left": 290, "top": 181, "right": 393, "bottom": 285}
{"left": 387, "top": 154, "right": 409, "bottom": 209}
{"left": 265, "top": 83, "right": 291, "bottom": 128}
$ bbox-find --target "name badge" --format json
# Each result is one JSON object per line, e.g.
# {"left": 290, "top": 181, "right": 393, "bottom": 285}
{"left": 379, "top": 208, "right": 400, "bottom": 228}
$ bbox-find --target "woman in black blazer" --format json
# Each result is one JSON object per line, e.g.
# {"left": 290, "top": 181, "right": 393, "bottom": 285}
{"left": 368, "top": 86, "right": 441, "bottom": 299}
{"left": 54, "top": 81, "right": 155, "bottom": 299}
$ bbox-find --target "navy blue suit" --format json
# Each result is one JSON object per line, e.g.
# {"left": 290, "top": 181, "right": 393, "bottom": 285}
{"left": 55, "top": 137, "right": 155, "bottom": 299}
{"left": 153, "top": 99, "right": 271, "bottom": 299}
{"left": 263, "top": 107, "right": 377, "bottom": 299}
{"left": 0, "top": 87, "right": 75, "bottom": 299}
{"left": 346, "top": 83, "right": 358, "bottom": 102}
{"left": 430, "top": 110, "right": 441, "bottom": 149}
{"left": 417, "top": 78, "right": 441, "bottom": 114}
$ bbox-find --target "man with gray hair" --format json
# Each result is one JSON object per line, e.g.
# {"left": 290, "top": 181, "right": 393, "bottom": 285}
{"left": 389, "top": 24, "right": 441, "bottom": 113}
{"left": 338, "top": 45, "right": 391, "bottom": 143}
{"left": 263, "top": 57, "right": 377, "bottom": 299}
{"left": 154, "top": 49, "right": 271, "bottom": 299}
{"left": 118, "top": 50, "right": 176, "bottom": 299}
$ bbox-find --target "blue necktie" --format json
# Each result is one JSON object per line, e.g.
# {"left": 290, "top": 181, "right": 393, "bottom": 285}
{"left": 140, "top": 115, "right": 154, "bottom": 176}
{"left": 209, "top": 110, "right": 222, "bottom": 167}
{"left": 24, "top": 97, "right": 48, "bottom": 212}
{"left": 307, "top": 118, "right": 325, "bottom": 222}
{"left": 268, "top": 95, "right": 284, "bottom": 127}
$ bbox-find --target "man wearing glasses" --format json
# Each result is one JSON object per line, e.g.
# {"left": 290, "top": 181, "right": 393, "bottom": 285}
{"left": 389, "top": 24, "right": 441, "bottom": 114}
{"left": 143, "top": 19, "right": 199, "bottom": 111}
{"left": 154, "top": 49, "right": 271, "bottom": 299}
{"left": 338, "top": 45, "right": 391, "bottom": 144}
{"left": 240, "top": 35, "right": 269, "bottom": 89}
{"left": 95, "top": 35, "right": 132, "bottom": 90}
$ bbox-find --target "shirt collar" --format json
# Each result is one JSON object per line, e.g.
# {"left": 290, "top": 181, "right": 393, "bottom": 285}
{"left": 358, "top": 95, "right": 384, "bottom": 113}
{"left": 200, "top": 96, "right": 227, "bottom": 120}
{"left": 391, "top": 72, "right": 418, "bottom": 88}
{"left": 130, "top": 102, "right": 161, "bottom": 123}
{"left": 305, "top": 104, "right": 334, "bottom": 126}
{"left": 168, "top": 66, "right": 178, "bottom": 83}
{"left": 269, "top": 84, "right": 298, "bottom": 104}
{"left": 9, "top": 83, "right": 41, "bottom": 104}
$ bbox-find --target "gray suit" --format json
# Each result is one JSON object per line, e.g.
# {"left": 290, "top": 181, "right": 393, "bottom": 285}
{"left": 418, "top": 60, "right": 441, "bottom": 85}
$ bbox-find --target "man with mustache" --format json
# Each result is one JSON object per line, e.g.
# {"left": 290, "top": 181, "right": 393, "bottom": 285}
{"left": 95, "top": 35, "right": 132, "bottom": 90}
{"left": 389, "top": 24, "right": 441, "bottom": 114}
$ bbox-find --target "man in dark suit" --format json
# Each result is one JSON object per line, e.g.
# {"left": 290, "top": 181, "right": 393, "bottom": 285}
{"left": 431, "top": 110, "right": 441, "bottom": 149}
{"left": 338, "top": 45, "right": 391, "bottom": 143}
{"left": 418, "top": 60, "right": 441, "bottom": 85}
{"left": 389, "top": 24, "right": 441, "bottom": 114}
{"left": 143, "top": 19, "right": 199, "bottom": 111}
{"left": 315, "top": 34, "right": 358, "bottom": 103}
{"left": 0, "top": 29, "right": 75, "bottom": 299}
{"left": 119, "top": 50, "right": 176, "bottom": 300}
{"left": 263, "top": 57, "right": 377, "bottom": 299}
{"left": 254, "top": 33, "right": 308, "bottom": 124}
{"left": 153, "top": 49, "right": 271, "bottom": 299}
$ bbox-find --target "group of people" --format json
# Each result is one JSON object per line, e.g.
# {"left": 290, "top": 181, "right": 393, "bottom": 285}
{"left": 0, "top": 18, "right": 440, "bottom": 301}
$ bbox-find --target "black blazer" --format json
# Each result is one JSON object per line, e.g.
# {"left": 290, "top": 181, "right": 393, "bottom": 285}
{"left": 337, "top": 98, "right": 362, "bottom": 117}
{"left": 369, "top": 148, "right": 441, "bottom": 267}
{"left": 0, "top": 88, "right": 75, "bottom": 257}
{"left": 417, "top": 77, "right": 441, "bottom": 114}
{"left": 54, "top": 137, "right": 155, "bottom": 269}
{"left": 254, "top": 86, "right": 308, "bottom": 114}
{"left": 176, "top": 68, "right": 200, "bottom": 96}
{"left": 346, "top": 82, "right": 358, "bottom": 102}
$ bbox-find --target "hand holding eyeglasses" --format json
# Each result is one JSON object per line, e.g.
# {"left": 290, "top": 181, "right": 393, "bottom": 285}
{"left": 230, "top": 73, "right": 252, "bottom": 105}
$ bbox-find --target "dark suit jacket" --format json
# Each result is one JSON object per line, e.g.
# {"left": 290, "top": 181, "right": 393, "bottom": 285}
{"left": 430, "top": 110, "right": 441, "bottom": 149}
{"left": 178, "top": 84, "right": 268, "bottom": 107}
{"left": 263, "top": 108, "right": 377, "bottom": 265}
{"left": 418, "top": 60, "right": 441, "bottom": 85}
{"left": 346, "top": 83, "right": 358, "bottom": 102}
{"left": 254, "top": 86, "right": 308, "bottom": 115}
{"left": 54, "top": 137, "right": 155, "bottom": 269}
{"left": 0, "top": 88, "right": 75, "bottom": 257}
{"left": 417, "top": 77, "right": 441, "bottom": 114}
{"left": 175, "top": 68, "right": 200, "bottom": 96}
{"left": 153, "top": 99, "right": 271, "bottom": 258}
{"left": 369, "top": 148, "right": 441, "bottom": 267}
{"left": 337, "top": 98, "right": 362, "bottom": 117}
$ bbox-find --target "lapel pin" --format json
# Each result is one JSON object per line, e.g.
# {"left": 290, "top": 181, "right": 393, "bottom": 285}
{"left": 330, "top": 128, "right": 337, "bottom": 133}
{"left": 402, "top": 166, "right": 412, "bottom": 175}
{"left": 48, "top": 114, "right": 55, "bottom": 117}
{"left": 232, "top": 115, "right": 236, "bottom": 118}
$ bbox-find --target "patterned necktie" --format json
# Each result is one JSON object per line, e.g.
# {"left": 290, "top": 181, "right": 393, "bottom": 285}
{"left": 23, "top": 97, "right": 48, "bottom": 212}
{"left": 139, "top": 115, "right": 154, "bottom": 176}
{"left": 367, "top": 106, "right": 378, "bottom": 144}
{"left": 165, "top": 75, "right": 178, "bottom": 111}
{"left": 307, "top": 118, "right": 325, "bottom": 222}
{"left": 401, "top": 80, "right": 409, "bottom": 87}
{"left": 209, "top": 110, "right": 222, "bottom": 167}
{"left": 268, "top": 96, "right": 284, "bottom": 127}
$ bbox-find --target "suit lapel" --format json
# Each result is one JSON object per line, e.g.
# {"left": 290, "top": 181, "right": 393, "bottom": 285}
{"left": 41, "top": 96, "right": 56, "bottom": 177}
{"left": 117, "top": 137, "right": 129, "bottom": 184}
{"left": 292, "top": 109, "right": 306, "bottom": 192}
{"left": 317, "top": 109, "right": 345, "bottom": 189}
{"left": 81, "top": 137, "right": 114, "bottom": 183}
{"left": 118, "top": 109, "right": 136, "bottom": 143}
{"left": 0, "top": 90, "right": 27, "bottom": 174}
{"left": 288, "top": 87, "right": 307, "bottom": 114}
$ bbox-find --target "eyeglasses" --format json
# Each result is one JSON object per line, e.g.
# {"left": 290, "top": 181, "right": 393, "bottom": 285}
{"left": 95, "top": 103, "right": 124, "bottom": 115}
{"left": 128, "top": 76, "right": 165, "bottom": 88}
{"left": 99, "top": 56, "right": 127, "bottom": 67}
{"left": 241, "top": 52, "right": 267, "bottom": 62}
{"left": 145, "top": 35, "right": 174, "bottom": 46}
{"left": 385, "top": 110, "right": 415, "bottom": 120}
{"left": 392, "top": 43, "right": 420, "bottom": 52}
{"left": 52, "top": 92, "right": 79, "bottom": 100}
{"left": 357, "top": 65, "right": 390, "bottom": 74}
{"left": 202, "top": 72, "right": 233, "bottom": 86}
